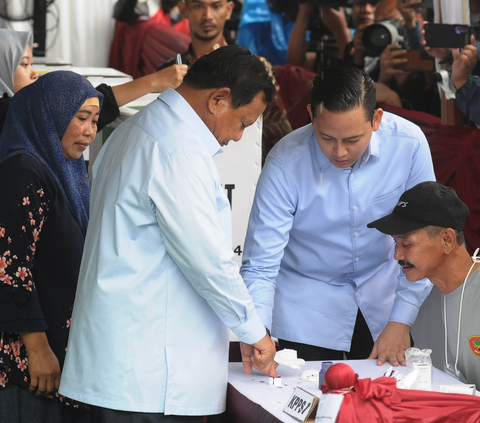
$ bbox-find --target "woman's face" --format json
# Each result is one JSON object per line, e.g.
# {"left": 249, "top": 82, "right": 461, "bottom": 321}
{"left": 13, "top": 45, "right": 38, "bottom": 93}
{"left": 61, "top": 105, "right": 100, "bottom": 161}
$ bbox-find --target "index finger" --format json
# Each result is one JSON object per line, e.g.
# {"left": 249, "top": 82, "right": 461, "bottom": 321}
{"left": 394, "top": 352, "right": 407, "bottom": 366}
{"left": 267, "top": 362, "right": 278, "bottom": 378}
{"left": 28, "top": 376, "right": 39, "bottom": 393}
{"left": 390, "top": 49, "right": 408, "bottom": 57}
{"left": 386, "top": 353, "right": 400, "bottom": 367}
{"left": 471, "top": 34, "right": 476, "bottom": 46}
{"left": 376, "top": 351, "right": 387, "bottom": 366}
{"left": 241, "top": 354, "right": 253, "bottom": 375}
{"left": 36, "top": 377, "right": 48, "bottom": 397}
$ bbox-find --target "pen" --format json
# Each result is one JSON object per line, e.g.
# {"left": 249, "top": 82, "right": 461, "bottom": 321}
{"left": 176, "top": 53, "right": 182, "bottom": 65}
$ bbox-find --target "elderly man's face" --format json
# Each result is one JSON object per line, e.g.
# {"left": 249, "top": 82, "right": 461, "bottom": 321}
{"left": 393, "top": 228, "right": 445, "bottom": 282}
{"left": 209, "top": 91, "right": 266, "bottom": 146}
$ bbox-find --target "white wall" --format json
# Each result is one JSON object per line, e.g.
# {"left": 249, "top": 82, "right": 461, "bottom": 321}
{"left": 0, "top": 0, "right": 165, "bottom": 67}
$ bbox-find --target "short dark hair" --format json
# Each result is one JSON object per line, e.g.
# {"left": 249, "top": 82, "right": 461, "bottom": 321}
{"left": 425, "top": 226, "right": 465, "bottom": 247}
{"left": 310, "top": 66, "right": 377, "bottom": 122}
{"left": 182, "top": 45, "right": 275, "bottom": 108}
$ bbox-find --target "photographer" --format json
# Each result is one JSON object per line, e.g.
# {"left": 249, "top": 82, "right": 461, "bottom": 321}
{"left": 287, "top": 1, "right": 353, "bottom": 71}
{"left": 452, "top": 36, "right": 480, "bottom": 126}
{"left": 362, "top": 1, "right": 441, "bottom": 115}
{"left": 422, "top": 27, "right": 480, "bottom": 126}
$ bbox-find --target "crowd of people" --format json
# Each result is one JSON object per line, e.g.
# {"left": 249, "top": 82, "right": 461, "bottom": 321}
{"left": 0, "top": 1, "right": 479, "bottom": 422}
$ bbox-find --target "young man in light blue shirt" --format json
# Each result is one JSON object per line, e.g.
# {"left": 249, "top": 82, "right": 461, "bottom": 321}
{"left": 241, "top": 66, "right": 435, "bottom": 368}
{"left": 59, "top": 45, "right": 277, "bottom": 422}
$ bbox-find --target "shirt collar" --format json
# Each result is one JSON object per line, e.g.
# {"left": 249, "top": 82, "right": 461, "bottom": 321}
{"left": 159, "top": 88, "right": 222, "bottom": 157}
{"left": 311, "top": 125, "right": 380, "bottom": 172}
{"left": 359, "top": 130, "right": 380, "bottom": 167}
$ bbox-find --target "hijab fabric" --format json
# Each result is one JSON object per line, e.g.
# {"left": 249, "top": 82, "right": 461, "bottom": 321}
{"left": 0, "top": 71, "right": 104, "bottom": 234}
{"left": 0, "top": 29, "right": 33, "bottom": 97}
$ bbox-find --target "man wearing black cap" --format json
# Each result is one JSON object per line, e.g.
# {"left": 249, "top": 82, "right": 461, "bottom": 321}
{"left": 368, "top": 181, "right": 480, "bottom": 387}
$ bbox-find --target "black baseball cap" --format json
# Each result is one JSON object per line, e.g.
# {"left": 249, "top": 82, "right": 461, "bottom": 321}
{"left": 367, "top": 181, "right": 469, "bottom": 235}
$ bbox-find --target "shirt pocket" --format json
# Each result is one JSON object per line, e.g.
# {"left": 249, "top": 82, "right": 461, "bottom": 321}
{"left": 372, "top": 185, "right": 404, "bottom": 220}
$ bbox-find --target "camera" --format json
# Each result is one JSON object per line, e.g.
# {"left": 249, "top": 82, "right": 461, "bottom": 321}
{"left": 362, "top": 19, "right": 404, "bottom": 57}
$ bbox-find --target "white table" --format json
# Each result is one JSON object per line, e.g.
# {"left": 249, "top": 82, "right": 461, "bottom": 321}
{"left": 226, "top": 359, "right": 477, "bottom": 423}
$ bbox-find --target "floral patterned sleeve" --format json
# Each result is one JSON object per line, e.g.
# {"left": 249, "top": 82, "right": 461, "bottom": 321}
{"left": 0, "top": 170, "right": 51, "bottom": 333}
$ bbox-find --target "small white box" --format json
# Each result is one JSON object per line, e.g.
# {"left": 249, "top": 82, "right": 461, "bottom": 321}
{"left": 412, "top": 363, "right": 432, "bottom": 391}
{"left": 440, "top": 384, "right": 476, "bottom": 395}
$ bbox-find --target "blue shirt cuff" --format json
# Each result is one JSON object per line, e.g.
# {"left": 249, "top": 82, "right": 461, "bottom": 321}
{"left": 231, "top": 311, "right": 267, "bottom": 345}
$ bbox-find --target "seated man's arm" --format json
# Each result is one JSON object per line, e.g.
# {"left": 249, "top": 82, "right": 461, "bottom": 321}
{"left": 371, "top": 124, "right": 435, "bottom": 366}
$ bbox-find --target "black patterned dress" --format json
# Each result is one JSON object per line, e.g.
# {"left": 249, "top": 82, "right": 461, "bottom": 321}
{"left": 0, "top": 154, "right": 84, "bottom": 406}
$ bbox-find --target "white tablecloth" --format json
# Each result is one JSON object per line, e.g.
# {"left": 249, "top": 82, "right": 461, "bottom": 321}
{"left": 228, "top": 359, "right": 477, "bottom": 423}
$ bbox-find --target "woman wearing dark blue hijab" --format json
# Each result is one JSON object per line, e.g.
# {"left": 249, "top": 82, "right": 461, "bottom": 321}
{"left": 0, "top": 71, "right": 103, "bottom": 422}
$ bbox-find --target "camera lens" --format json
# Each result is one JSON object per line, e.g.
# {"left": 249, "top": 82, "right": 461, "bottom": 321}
{"left": 366, "top": 26, "right": 391, "bottom": 50}
{"left": 362, "top": 20, "right": 404, "bottom": 56}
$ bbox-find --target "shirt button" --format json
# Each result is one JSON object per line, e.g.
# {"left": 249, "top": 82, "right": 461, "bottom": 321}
{"left": 238, "top": 333, "right": 244, "bottom": 338}
{"left": 354, "top": 232, "right": 359, "bottom": 237}
{"left": 355, "top": 293, "right": 360, "bottom": 298}
{"left": 355, "top": 258, "right": 359, "bottom": 262}
{"left": 353, "top": 206, "right": 358, "bottom": 211}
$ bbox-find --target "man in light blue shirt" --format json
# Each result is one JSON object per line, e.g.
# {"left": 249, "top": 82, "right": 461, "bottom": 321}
{"left": 59, "top": 46, "right": 277, "bottom": 421}
{"left": 241, "top": 66, "right": 435, "bottom": 367}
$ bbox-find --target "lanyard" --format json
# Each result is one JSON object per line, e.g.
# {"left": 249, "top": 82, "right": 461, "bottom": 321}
{"left": 444, "top": 248, "right": 480, "bottom": 377}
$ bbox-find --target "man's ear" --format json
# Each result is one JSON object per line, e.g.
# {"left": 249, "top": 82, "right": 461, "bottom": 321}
{"left": 442, "top": 228, "right": 457, "bottom": 254}
{"left": 178, "top": 0, "right": 188, "bottom": 19}
{"left": 371, "top": 108, "right": 383, "bottom": 131}
{"left": 207, "top": 87, "right": 232, "bottom": 116}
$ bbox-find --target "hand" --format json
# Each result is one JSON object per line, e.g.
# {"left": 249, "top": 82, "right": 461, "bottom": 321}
{"left": 320, "top": 7, "right": 349, "bottom": 34}
{"left": 150, "top": 64, "right": 188, "bottom": 92}
{"left": 375, "top": 82, "right": 403, "bottom": 107}
{"left": 20, "top": 332, "right": 61, "bottom": 396}
{"left": 319, "top": 7, "right": 352, "bottom": 59}
{"left": 297, "top": 1, "right": 315, "bottom": 17}
{"left": 396, "top": 0, "right": 421, "bottom": 28}
{"left": 240, "top": 333, "right": 277, "bottom": 377}
{"left": 420, "top": 23, "right": 451, "bottom": 58}
{"left": 352, "top": 22, "right": 370, "bottom": 66}
{"left": 368, "top": 322, "right": 411, "bottom": 366}
{"left": 451, "top": 35, "right": 478, "bottom": 89}
{"left": 379, "top": 44, "right": 407, "bottom": 82}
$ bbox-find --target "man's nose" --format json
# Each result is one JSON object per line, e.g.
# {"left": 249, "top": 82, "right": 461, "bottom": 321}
{"left": 394, "top": 244, "right": 402, "bottom": 261}
{"left": 334, "top": 142, "right": 347, "bottom": 157}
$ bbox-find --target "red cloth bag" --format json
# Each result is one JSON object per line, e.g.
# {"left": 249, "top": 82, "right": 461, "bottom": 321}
{"left": 322, "top": 363, "right": 480, "bottom": 423}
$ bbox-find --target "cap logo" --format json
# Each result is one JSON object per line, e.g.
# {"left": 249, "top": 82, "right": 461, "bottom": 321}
{"left": 397, "top": 201, "right": 408, "bottom": 208}
{"left": 468, "top": 336, "right": 480, "bottom": 358}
